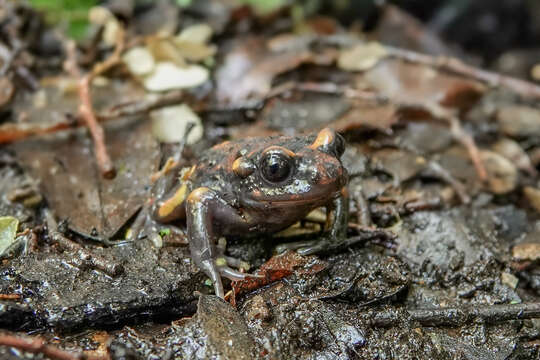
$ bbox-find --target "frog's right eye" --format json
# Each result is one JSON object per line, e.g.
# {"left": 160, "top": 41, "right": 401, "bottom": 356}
{"left": 260, "top": 149, "right": 293, "bottom": 183}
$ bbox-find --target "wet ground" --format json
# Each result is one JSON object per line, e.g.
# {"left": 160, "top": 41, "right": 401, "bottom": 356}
{"left": 2, "top": 1, "right": 540, "bottom": 359}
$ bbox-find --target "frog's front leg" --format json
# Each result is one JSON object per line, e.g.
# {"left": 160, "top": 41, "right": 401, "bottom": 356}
{"left": 186, "top": 187, "right": 255, "bottom": 298}
{"left": 276, "top": 190, "right": 349, "bottom": 255}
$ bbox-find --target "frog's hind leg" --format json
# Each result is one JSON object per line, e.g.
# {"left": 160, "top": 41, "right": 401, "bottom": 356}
{"left": 276, "top": 194, "right": 348, "bottom": 255}
{"left": 276, "top": 195, "right": 395, "bottom": 255}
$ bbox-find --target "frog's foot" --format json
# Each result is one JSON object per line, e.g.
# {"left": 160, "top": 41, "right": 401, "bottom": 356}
{"left": 203, "top": 256, "right": 264, "bottom": 298}
{"left": 127, "top": 206, "right": 185, "bottom": 247}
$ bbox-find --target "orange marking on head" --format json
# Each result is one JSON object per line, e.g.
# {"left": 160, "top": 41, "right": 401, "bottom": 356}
{"left": 232, "top": 156, "right": 255, "bottom": 178}
{"left": 309, "top": 128, "right": 335, "bottom": 150}
{"left": 341, "top": 186, "right": 349, "bottom": 198}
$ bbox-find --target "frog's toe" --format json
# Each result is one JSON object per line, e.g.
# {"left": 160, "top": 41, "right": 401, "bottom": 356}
{"left": 275, "top": 240, "right": 322, "bottom": 255}
{"left": 200, "top": 259, "right": 225, "bottom": 298}
{"left": 219, "top": 266, "right": 248, "bottom": 281}
{"left": 215, "top": 257, "right": 263, "bottom": 282}
{"left": 224, "top": 256, "right": 251, "bottom": 271}
{"left": 296, "top": 242, "right": 327, "bottom": 256}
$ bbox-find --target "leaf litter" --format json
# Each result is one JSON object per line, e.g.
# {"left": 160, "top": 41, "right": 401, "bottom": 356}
{"left": 1, "top": 1, "right": 540, "bottom": 359}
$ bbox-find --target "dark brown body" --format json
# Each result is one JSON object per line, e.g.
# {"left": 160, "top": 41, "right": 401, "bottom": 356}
{"left": 140, "top": 128, "right": 348, "bottom": 298}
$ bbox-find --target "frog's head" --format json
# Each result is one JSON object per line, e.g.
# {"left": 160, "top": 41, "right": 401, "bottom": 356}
{"left": 234, "top": 128, "right": 348, "bottom": 209}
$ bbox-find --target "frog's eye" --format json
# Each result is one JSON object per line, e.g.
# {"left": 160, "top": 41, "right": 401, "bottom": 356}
{"left": 260, "top": 150, "right": 293, "bottom": 183}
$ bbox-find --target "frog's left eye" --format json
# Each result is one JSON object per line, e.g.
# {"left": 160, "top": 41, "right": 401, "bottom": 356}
{"left": 260, "top": 150, "right": 293, "bottom": 183}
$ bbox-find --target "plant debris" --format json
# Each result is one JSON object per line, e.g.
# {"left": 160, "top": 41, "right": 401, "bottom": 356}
{"left": 1, "top": 1, "right": 540, "bottom": 359}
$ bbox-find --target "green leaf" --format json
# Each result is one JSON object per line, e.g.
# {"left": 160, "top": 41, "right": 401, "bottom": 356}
{"left": 176, "top": 0, "right": 193, "bottom": 7}
{"left": 29, "top": 0, "right": 98, "bottom": 40}
{"left": 0, "top": 216, "right": 19, "bottom": 255}
{"left": 159, "top": 228, "right": 171, "bottom": 237}
{"left": 238, "top": 0, "right": 287, "bottom": 14}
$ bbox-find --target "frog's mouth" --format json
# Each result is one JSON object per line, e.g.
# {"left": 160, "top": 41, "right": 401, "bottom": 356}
{"left": 245, "top": 186, "right": 343, "bottom": 208}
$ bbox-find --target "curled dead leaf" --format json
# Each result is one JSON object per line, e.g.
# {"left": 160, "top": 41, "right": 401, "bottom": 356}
{"left": 338, "top": 42, "right": 388, "bottom": 72}
{"left": 176, "top": 23, "right": 213, "bottom": 44}
{"left": 497, "top": 105, "right": 540, "bottom": 138}
{"left": 524, "top": 186, "right": 540, "bottom": 214}
{"left": 512, "top": 242, "right": 540, "bottom": 262}
{"left": 151, "top": 104, "right": 203, "bottom": 144}
{"left": 143, "top": 62, "right": 208, "bottom": 91}
{"left": 492, "top": 138, "right": 536, "bottom": 175}
{"left": 122, "top": 46, "right": 155, "bottom": 76}
{"left": 481, "top": 150, "right": 518, "bottom": 194}
{"left": 0, "top": 76, "right": 14, "bottom": 108}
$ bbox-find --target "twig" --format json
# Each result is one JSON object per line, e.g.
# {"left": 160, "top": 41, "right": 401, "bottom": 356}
{"left": 386, "top": 46, "right": 540, "bottom": 100}
{"left": 0, "top": 90, "right": 184, "bottom": 144}
{"left": 64, "top": 26, "right": 125, "bottom": 179}
{"left": 97, "top": 90, "right": 184, "bottom": 120}
{"left": 44, "top": 210, "right": 124, "bottom": 277}
{"left": 0, "top": 294, "right": 20, "bottom": 300}
{"left": 366, "top": 303, "right": 540, "bottom": 327}
{"left": 0, "top": 333, "right": 109, "bottom": 360}
{"left": 422, "top": 102, "right": 487, "bottom": 181}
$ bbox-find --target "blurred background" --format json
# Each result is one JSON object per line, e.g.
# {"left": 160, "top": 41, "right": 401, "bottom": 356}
{"left": 29, "top": 0, "right": 540, "bottom": 80}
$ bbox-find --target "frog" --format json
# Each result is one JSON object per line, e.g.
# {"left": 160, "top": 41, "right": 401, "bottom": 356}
{"left": 130, "top": 128, "right": 349, "bottom": 298}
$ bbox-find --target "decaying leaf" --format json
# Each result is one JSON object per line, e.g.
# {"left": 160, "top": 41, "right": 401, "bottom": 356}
{"left": 524, "top": 186, "right": 540, "bottom": 214}
{"left": 122, "top": 46, "right": 156, "bottom": 76}
{"left": 14, "top": 117, "right": 160, "bottom": 239}
{"left": 481, "top": 150, "right": 518, "bottom": 194}
{"left": 146, "top": 36, "right": 187, "bottom": 66}
{"left": 338, "top": 42, "right": 388, "bottom": 72}
{"left": 143, "top": 62, "right": 209, "bottom": 91}
{"left": 359, "top": 59, "right": 485, "bottom": 110}
{"left": 497, "top": 105, "right": 540, "bottom": 138}
{"left": 0, "top": 216, "right": 18, "bottom": 256}
{"left": 331, "top": 103, "right": 397, "bottom": 134}
{"left": 176, "top": 23, "right": 213, "bottom": 44}
{"left": 216, "top": 36, "right": 335, "bottom": 104}
{"left": 371, "top": 148, "right": 428, "bottom": 184}
{"left": 151, "top": 104, "right": 203, "bottom": 144}
{"left": 0, "top": 77, "right": 15, "bottom": 109}
{"left": 230, "top": 251, "right": 328, "bottom": 306}
{"left": 512, "top": 242, "right": 540, "bottom": 262}
{"left": 492, "top": 138, "right": 536, "bottom": 175}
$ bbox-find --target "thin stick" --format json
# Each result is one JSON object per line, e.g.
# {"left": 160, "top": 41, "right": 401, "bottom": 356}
{"left": 64, "top": 27, "right": 125, "bottom": 179}
{"left": 97, "top": 90, "right": 183, "bottom": 120}
{"left": 0, "top": 294, "right": 20, "bottom": 300}
{"left": 423, "top": 102, "right": 487, "bottom": 181}
{"left": 366, "top": 302, "right": 540, "bottom": 327}
{"left": 386, "top": 46, "right": 540, "bottom": 99}
{"left": 0, "top": 333, "right": 109, "bottom": 360}
{"left": 44, "top": 210, "right": 124, "bottom": 277}
{"left": 0, "top": 90, "right": 184, "bottom": 144}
